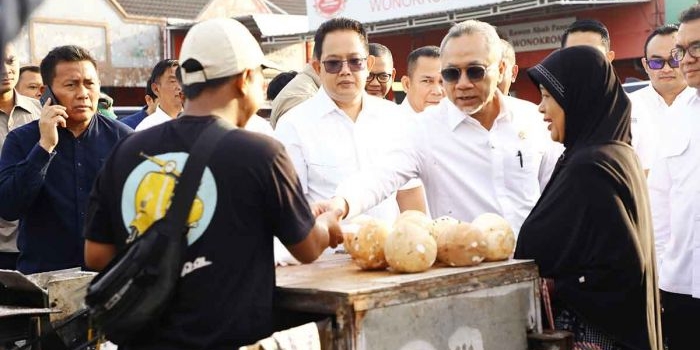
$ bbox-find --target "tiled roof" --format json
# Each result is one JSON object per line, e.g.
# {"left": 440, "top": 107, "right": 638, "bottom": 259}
{"left": 115, "top": 0, "right": 212, "bottom": 19}
{"left": 268, "top": 0, "right": 306, "bottom": 15}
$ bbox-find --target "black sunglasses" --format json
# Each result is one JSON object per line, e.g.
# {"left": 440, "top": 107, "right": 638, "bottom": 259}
{"left": 366, "top": 72, "right": 392, "bottom": 83}
{"left": 321, "top": 58, "right": 367, "bottom": 74}
{"left": 441, "top": 65, "right": 493, "bottom": 83}
{"left": 646, "top": 57, "right": 680, "bottom": 70}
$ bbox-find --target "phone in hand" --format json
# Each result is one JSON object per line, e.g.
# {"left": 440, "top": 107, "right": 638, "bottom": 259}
{"left": 40, "top": 87, "right": 59, "bottom": 106}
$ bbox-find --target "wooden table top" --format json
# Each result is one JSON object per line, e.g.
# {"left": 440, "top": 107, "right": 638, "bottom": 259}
{"left": 275, "top": 254, "right": 539, "bottom": 313}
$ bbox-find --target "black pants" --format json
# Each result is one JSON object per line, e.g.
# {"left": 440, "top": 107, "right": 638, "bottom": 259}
{"left": 661, "top": 289, "right": 700, "bottom": 350}
{"left": 0, "top": 251, "right": 19, "bottom": 270}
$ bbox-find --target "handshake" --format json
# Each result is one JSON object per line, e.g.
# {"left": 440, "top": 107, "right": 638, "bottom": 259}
{"left": 310, "top": 196, "right": 349, "bottom": 249}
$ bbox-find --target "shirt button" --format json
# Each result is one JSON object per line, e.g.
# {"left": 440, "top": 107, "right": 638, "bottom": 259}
{"left": 77, "top": 162, "right": 82, "bottom": 167}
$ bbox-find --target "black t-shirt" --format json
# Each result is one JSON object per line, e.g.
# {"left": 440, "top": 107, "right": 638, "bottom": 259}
{"left": 85, "top": 116, "right": 314, "bottom": 349}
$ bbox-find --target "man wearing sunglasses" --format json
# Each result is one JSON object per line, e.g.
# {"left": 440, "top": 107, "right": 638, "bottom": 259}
{"left": 275, "top": 18, "right": 426, "bottom": 225}
{"left": 648, "top": 5, "right": 700, "bottom": 350}
{"left": 322, "top": 19, "right": 561, "bottom": 236}
{"left": 365, "top": 43, "right": 396, "bottom": 99}
{"left": 629, "top": 25, "right": 694, "bottom": 160}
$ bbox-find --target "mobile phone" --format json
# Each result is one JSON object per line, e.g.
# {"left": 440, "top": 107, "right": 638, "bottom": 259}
{"left": 40, "top": 87, "right": 59, "bottom": 106}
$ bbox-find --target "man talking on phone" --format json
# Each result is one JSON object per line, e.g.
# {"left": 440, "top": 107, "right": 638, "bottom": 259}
{"left": 0, "top": 45, "right": 132, "bottom": 274}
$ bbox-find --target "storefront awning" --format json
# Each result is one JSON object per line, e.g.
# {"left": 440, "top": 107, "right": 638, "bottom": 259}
{"left": 235, "top": 14, "right": 309, "bottom": 38}
{"left": 305, "top": 0, "right": 650, "bottom": 34}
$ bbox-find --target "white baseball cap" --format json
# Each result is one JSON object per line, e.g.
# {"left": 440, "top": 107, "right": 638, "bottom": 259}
{"left": 178, "top": 18, "right": 280, "bottom": 85}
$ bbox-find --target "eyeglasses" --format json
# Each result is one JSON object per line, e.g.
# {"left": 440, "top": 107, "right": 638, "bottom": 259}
{"left": 440, "top": 64, "right": 495, "bottom": 83}
{"left": 646, "top": 57, "right": 680, "bottom": 70}
{"left": 321, "top": 57, "right": 367, "bottom": 74}
{"left": 670, "top": 42, "right": 700, "bottom": 61}
{"left": 366, "top": 72, "right": 392, "bottom": 83}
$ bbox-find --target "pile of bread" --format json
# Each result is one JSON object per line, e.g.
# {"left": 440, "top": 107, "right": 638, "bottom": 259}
{"left": 343, "top": 211, "right": 515, "bottom": 273}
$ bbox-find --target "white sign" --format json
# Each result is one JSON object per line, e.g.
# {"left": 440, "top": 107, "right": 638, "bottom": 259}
{"left": 305, "top": 0, "right": 510, "bottom": 30}
{"left": 500, "top": 17, "right": 576, "bottom": 53}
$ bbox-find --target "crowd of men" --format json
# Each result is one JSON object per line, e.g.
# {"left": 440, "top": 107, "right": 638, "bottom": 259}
{"left": 0, "top": 3, "right": 698, "bottom": 349}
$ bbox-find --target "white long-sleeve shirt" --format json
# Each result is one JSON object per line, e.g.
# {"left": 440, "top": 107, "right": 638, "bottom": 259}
{"left": 648, "top": 87, "right": 700, "bottom": 298}
{"left": 275, "top": 88, "right": 406, "bottom": 223}
{"left": 337, "top": 93, "right": 563, "bottom": 235}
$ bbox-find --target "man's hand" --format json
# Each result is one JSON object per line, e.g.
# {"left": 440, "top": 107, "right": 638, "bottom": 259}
{"left": 311, "top": 196, "right": 349, "bottom": 218}
{"left": 315, "top": 208, "right": 344, "bottom": 248}
{"left": 38, "top": 98, "right": 68, "bottom": 153}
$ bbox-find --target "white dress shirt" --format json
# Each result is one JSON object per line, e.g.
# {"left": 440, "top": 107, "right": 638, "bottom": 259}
{"left": 338, "top": 93, "right": 562, "bottom": 235}
{"left": 629, "top": 85, "right": 696, "bottom": 165}
{"left": 648, "top": 87, "right": 700, "bottom": 298}
{"left": 275, "top": 88, "right": 407, "bottom": 223}
{"left": 135, "top": 106, "right": 173, "bottom": 131}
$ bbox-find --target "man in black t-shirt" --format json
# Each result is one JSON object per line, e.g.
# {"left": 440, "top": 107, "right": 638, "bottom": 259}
{"left": 83, "top": 18, "right": 344, "bottom": 349}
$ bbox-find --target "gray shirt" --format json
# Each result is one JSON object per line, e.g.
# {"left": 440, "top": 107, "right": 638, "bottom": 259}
{"left": 0, "top": 91, "right": 41, "bottom": 252}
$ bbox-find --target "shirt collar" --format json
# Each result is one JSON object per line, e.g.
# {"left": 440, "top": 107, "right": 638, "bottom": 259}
{"left": 400, "top": 97, "right": 418, "bottom": 115}
{"left": 445, "top": 90, "right": 509, "bottom": 131}
{"left": 13, "top": 90, "right": 38, "bottom": 113}
{"left": 314, "top": 87, "right": 373, "bottom": 120}
{"left": 642, "top": 85, "right": 696, "bottom": 107}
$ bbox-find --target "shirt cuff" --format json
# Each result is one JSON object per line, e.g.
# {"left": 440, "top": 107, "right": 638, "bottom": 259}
{"left": 336, "top": 183, "right": 362, "bottom": 219}
{"left": 28, "top": 143, "right": 56, "bottom": 176}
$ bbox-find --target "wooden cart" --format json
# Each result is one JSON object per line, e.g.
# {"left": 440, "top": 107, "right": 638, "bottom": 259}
{"left": 275, "top": 255, "right": 542, "bottom": 350}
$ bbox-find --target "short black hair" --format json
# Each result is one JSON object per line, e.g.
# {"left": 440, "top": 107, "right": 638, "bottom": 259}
{"left": 40, "top": 45, "right": 97, "bottom": 88}
{"left": 176, "top": 59, "right": 234, "bottom": 99}
{"left": 19, "top": 65, "right": 40, "bottom": 76}
{"left": 643, "top": 24, "right": 678, "bottom": 58}
{"left": 561, "top": 19, "right": 611, "bottom": 51}
{"left": 313, "top": 17, "right": 368, "bottom": 60}
{"left": 406, "top": 45, "right": 440, "bottom": 78}
{"left": 369, "top": 43, "right": 393, "bottom": 63}
{"left": 266, "top": 71, "right": 297, "bottom": 100}
{"left": 679, "top": 4, "right": 700, "bottom": 23}
{"left": 149, "top": 59, "right": 179, "bottom": 90}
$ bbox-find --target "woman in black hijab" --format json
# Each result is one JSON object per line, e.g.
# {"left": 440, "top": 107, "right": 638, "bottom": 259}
{"left": 515, "top": 46, "right": 662, "bottom": 350}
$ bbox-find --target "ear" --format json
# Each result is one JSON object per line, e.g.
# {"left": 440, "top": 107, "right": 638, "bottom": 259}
{"left": 312, "top": 59, "right": 321, "bottom": 75}
{"left": 606, "top": 50, "right": 616, "bottom": 62}
{"left": 151, "top": 81, "right": 160, "bottom": 98}
{"left": 401, "top": 75, "right": 410, "bottom": 93}
{"left": 366, "top": 55, "right": 376, "bottom": 71}
{"left": 511, "top": 64, "right": 519, "bottom": 83}
{"left": 641, "top": 58, "right": 650, "bottom": 74}
{"left": 234, "top": 69, "right": 250, "bottom": 96}
{"left": 391, "top": 68, "right": 397, "bottom": 81}
{"left": 497, "top": 59, "right": 506, "bottom": 83}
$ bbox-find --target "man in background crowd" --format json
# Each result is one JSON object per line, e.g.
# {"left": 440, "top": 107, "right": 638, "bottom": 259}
{"left": 0, "top": 43, "right": 41, "bottom": 270}
{"left": 365, "top": 43, "right": 396, "bottom": 99}
{"left": 135, "top": 59, "right": 183, "bottom": 131}
{"left": 399, "top": 45, "right": 444, "bottom": 115}
{"left": 16, "top": 65, "right": 42, "bottom": 99}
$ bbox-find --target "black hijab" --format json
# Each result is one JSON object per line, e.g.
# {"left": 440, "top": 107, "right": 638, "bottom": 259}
{"left": 528, "top": 45, "right": 631, "bottom": 149}
{"left": 515, "top": 46, "right": 661, "bottom": 350}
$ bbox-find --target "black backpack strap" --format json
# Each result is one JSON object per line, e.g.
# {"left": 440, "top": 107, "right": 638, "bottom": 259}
{"left": 165, "top": 117, "right": 233, "bottom": 229}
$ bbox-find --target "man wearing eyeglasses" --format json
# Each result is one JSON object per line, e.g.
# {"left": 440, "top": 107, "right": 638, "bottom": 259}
{"left": 275, "top": 17, "right": 426, "bottom": 225}
{"left": 321, "top": 19, "right": 561, "bottom": 236}
{"left": 648, "top": 5, "right": 700, "bottom": 350}
{"left": 365, "top": 43, "right": 396, "bottom": 99}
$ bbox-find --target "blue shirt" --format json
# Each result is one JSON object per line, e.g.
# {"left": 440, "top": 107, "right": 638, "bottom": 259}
{"left": 0, "top": 114, "right": 132, "bottom": 273}
{"left": 119, "top": 107, "right": 148, "bottom": 129}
